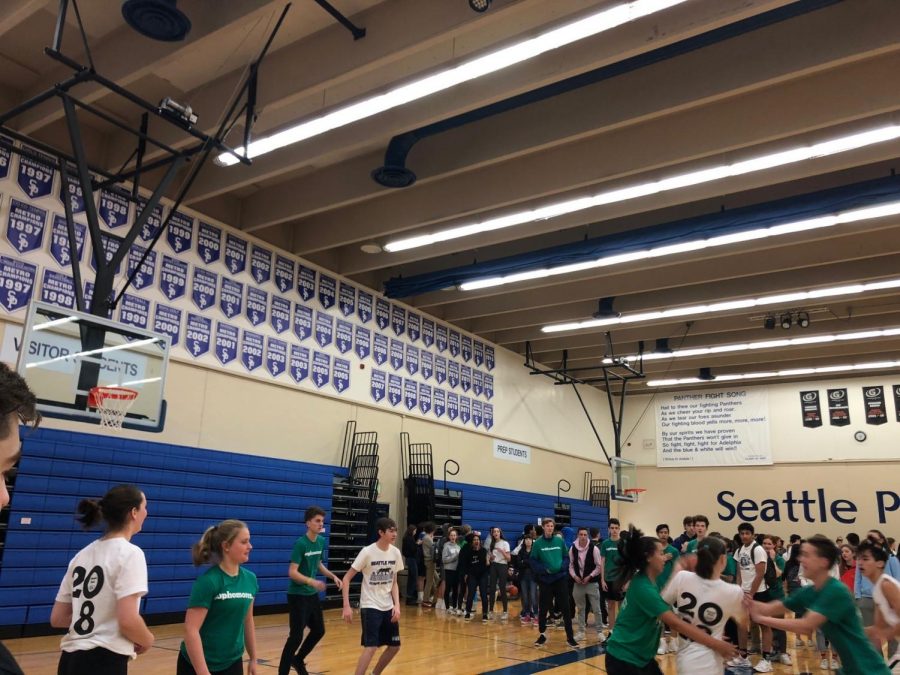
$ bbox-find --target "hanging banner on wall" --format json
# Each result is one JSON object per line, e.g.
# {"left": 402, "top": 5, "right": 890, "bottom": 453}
{"left": 250, "top": 244, "right": 272, "bottom": 285}
{"left": 390, "top": 338, "right": 403, "bottom": 371}
{"left": 312, "top": 351, "right": 330, "bottom": 388}
{"left": 191, "top": 268, "right": 216, "bottom": 310}
{"left": 460, "top": 396, "right": 471, "bottom": 425}
{"left": 419, "top": 383, "right": 431, "bottom": 415}
{"left": 433, "top": 388, "right": 445, "bottom": 418}
{"left": 422, "top": 318, "right": 434, "bottom": 348}
{"left": 99, "top": 188, "right": 130, "bottom": 229}
{"left": 136, "top": 198, "right": 163, "bottom": 242}
{"left": 473, "top": 369, "right": 483, "bottom": 397}
{"left": 800, "top": 391, "right": 823, "bottom": 428}
{"left": 333, "top": 357, "right": 350, "bottom": 393}
{"left": 240, "top": 330, "right": 263, "bottom": 372}
{"left": 220, "top": 278, "right": 243, "bottom": 319}
{"left": 314, "top": 311, "right": 333, "bottom": 348}
{"left": 404, "top": 378, "right": 417, "bottom": 411}
{"left": 318, "top": 274, "right": 336, "bottom": 310}
{"left": 197, "top": 221, "right": 221, "bottom": 264}
{"left": 863, "top": 386, "right": 887, "bottom": 425}
{"left": 6, "top": 199, "right": 46, "bottom": 254}
{"left": 827, "top": 388, "right": 850, "bottom": 426}
{"left": 460, "top": 365, "right": 471, "bottom": 393}
{"left": 49, "top": 214, "right": 85, "bottom": 267}
{"left": 118, "top": 294, "right": 149, "bottom": 329}
{"left": 167, "top": 211, "right": 193, "bottom": 254}
{"left": 293, "top": 303, "right": 312, "bottom": 341}
{"left": 59, "top": 172, "right": 85, "bottom": 214}
{"left": 486, "top": 345, "right": 495, "bottom": 371}
{"left": 485, "top": 373, "right": 494, "bottom": 399}
{"left": 354, "top": 326, "right": 371, "bottom": 360}
{"left": 375, "top": 297, "right": 390, "bottom": 330}
{"left": 297, "top": 265, "right": 316, "bottom": 302}
{"left": 339, "top": 282, "right": 355, "bottom": 317}
{"left": 448, "top": 360, "right": 460, "bottom": 389}
{"left": 373, "top": 332, "right": 388, "bottom": 366}
{"left": 214, "top": 321, "right": 238, "bottom": 365}
{"left": 265, "top": 337, "right": 287, "bottom": 378}
{"left": 225, "top": 233, "right": 247, "bottom": 275}
{"left": 407, "top": 312, "right": 420, "bottom": 342}
{"left": 0, "top": 135, "right": 11, "bottom": 181}
{"left": 274, "top": 255, "right": 294, "bottom": 294}
{"left": 246, "top": 288, "right": 268, "bottom": 327}
{"left": 436, "top": 324, "right": 448, "bottom": 353}
{"left": 185, "top": 313, "right": 211, "bottom": 357}
{"left": 447, "top": 392, "right": 459, "bottom": 421}
{"left": 358, "top": 290, "right": 373, "bottom": 324}
{"left": 894, "top": 385, "right": 900, "bottom": 423}
{"left": 484, "top": 404, "right": 493, "bottom": 430}
{"left": 335, "top": 318, "right": 353, "bottom": 354}
{"left": 270, "top": 295, "right": 290, "bottom": 334}
{"left": 435, "top": 355, "right": 446, "bottom": 385}
{"left": 153, "top": 304, "right": 182, "bottom": 346}
{"left": 127, "top": 244, "right": 156, "bottom": 291}
{"left": 391, "top": 305, "right": 405, "bottom": 336}
{"left": 656, "top": 388, "right": 771, "bottom": 467}
{"left": 474, "top": 340, "right": 484, "bottom": 367}
{"left": 290, "top": 345, "right": 309, "bottom": 383}
{"left": 40, "top": 269, "right": 75, "bottom": 310}
{"left": 0, "top": 255, "right": 37, "bottom": 312}
{"left": 388, "top": 374, "right": 402, "bottom": 407}
{"left": 449, "top": 330, "right": 460, "bottom": 358}
{"left": 461, "top": 335, "right": 472, "bottom": 363}
{"left": 421, "top": 350, "right": 433, "bottom": 380}
{"left": 17, "top": 148, "right": 55, "bottom": 199}
{"left": 472, "top": 399, "right": 483, "bottom": 428}
{"left": 370, "top": 368, "right": 386, "bottom": 403}
{"left": 405, "top": 344, "right": 418, "bottom": 376}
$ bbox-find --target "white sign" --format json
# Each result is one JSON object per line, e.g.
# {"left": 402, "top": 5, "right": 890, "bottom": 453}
{"left": 1, "top": 325, "right": 21, "bottom": 365}
{"left": 493, "top": 438, "right": 531, "bottom": 464}
{"left": 655, "top": 388, "right": 771, "bottom": 467}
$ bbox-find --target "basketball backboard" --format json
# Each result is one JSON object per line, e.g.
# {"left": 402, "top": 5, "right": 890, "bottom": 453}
{"left": 610, "top": 457, "right": 640, "bottom": 503}
{"left": 16, "top": 302, "right": 169, "bottom": 431}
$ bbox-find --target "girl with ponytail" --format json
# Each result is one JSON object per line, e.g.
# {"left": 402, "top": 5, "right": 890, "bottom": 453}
{"left": 50, "top": 484, "right": 154, "bottom": 674}
{"left": 604, "top": 526, "right": 739, "bottom": 675}
{"left": 660, "top": 536, "right": 747, "bottom": 674}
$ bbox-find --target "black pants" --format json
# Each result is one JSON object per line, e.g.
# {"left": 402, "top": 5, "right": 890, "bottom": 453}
{"left": 466, "top": 572, "right": 489, "bottom": 616}
{"left": 444, "top": 569, "right": 460, "bottom": 608}
{"left": 605, "top": 651, "right": 664, "bottom": 675}
{"left": 538, "top": 577, "right": 574, "bottom": 640}
{"left": 177, "top": 652, "right": 242, "bottom": 675}
{"left": 597, "top": 582, "right": 609, "bottom": 623}
{"left": 58, "top": 648, "right": 129, "bottom": 675}
{"left": 278, "top": 593, "right": 326, "bottom": 675}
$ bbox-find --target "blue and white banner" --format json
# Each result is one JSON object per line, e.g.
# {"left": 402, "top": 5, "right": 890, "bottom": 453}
{"left": 449, "top": 330, "right": 460, "bottom": 358}
{"left": 49, "top": 214, "right": 85, "bottom": 267}
{"left": 315, "top": 311, "right": 333, "bottom": 348}
{"left": 224, "top": 233, "right": 247, "bottom": 274}
{"left": 422, "top": 318, "right": 434, "bottom": 348}
{"left": 250, "top": 244, "right": 272, "bottom": 285}
{"left": 59, "top": 173, "right": 85, "bottom": 214}
{"left": 375, "top": 297, "right": 390, "bottom": 330}
{"left": 391, "top": 304, "right": 405, "bottom": 336}
{"left": 447, "top": 392, "right": 459, "bottom": 421}
{"left": 419, "top": 383, "right": 432, "bottom": 415}
{"left": 6, "top": 199, "right": 46, "bottom": 254}
{"left": 136, "top": 198, "right": 163, "bottom": 242}
{"left": 83, "top": 282, "right": 112, "bottom": 317}
{"left": 241, "top": 330, "right": 264, "bottom": 372}
{"left": 336, "top": 318, "right": 353, "bottom": 354}
{"left": 370, "top": 368, "right": 386, "bottom": 403}
{"left": 220, "top": 278, "right": 243, "bottom": 319}
{"left": 274, "top": 255, "right": 294, "bottom": 294}
{"left": 127, "top": 243, "right": 156, "bottom": 291}
{"left": 246, "top": 287, "right": 268, "bottom": 327}
{"left": 99, "top": 188, "right": 130, "bottom": 229}
{"left": 17, "top": 148, "right": 55, "bottom": 199}
{"left": 460, "top": 365, "right": 471, "bottom": 393}
{"left": 266, "top": 337, "right": 287, "bottom": 378}
{"left": 153, "top": 303, "right": 182, "bottom": 346}
{"left": 404, "top": 378, "right": 418, "bottom": 411}
{"left": 197, "top": 221, "right": 222, "bottom": 264}
{"left": 0, "top": 135, "right": 11, "bottom": 180}
{"left": 339, "top": 281, "right": 355, "bottom": 317}
{"left": 270, "top": 295, "right": 291, "bottom": 334}
{"left": 486, "top": 345, "right": 495, "bottom": 371}
{"left": 333, "top": 357, "right": 350, "bottom": 393}
{"left": 484, "top": 403, "right": 494, "bottom": 430}
{"left": 290, "top": 344, "right": 310, "bottom": 383}
{"left": 186, "top": 313, "right": 212, "bottom": 358}
{"left": 191, "top": 267, "right": 217, "bottom": 310}
{"left": 293, "top": 303, "right": 312, "bottom": 341}
{"left": 436, "top": 324, "right": 448, "bottom": 353}
{"left": 297, "top": 265, "right": 316, "bottom": 302}
{"left": 472, "top": 400, "right": 483, "bottom": 428}
{"left": 434, "top": 355, "right": 447, "bottom": 385}
{"left": 312, "top": 351, "right": 330, "bottom": 388}
{"left": 421, "top": 350, "right": 433, "bottom": 380}
{"left": 91, "top": 232, "right": 122, "bottom": 274}
{"left": 407, "top": 312, "right": 421, "bottom": 342}
{"left": 448, "top": 360, "right": 460, "bottom": 389}
{"left": 405, "top": 344, "right": 419, "bottom": 376}
{"left": 118, "top": 293, "right": 149, "bottom": 329}
{"left": 390, "top": 338, "right": 404, "bottom": 371}
{"left": 433, "top": 388, "right": 446, "bottom": 418}
{"left": 373, "top": 332, "right": 388, "bottom": 366}
{"left": 318, "top": 274, "right": 336, "bottom": 310}
{"left": 474, "top": 340, "right": 484, "bottom": 367}
{"left": 460, "top": 396, "right": 471, "bottom": 425}
{"left": 461, "top": 335, "right": 472, "bottom": 362}
{"left": 159, "top": 254, "right": 187, "bottom": 301}
{"left": 388, "top": 374, "right": 402, "bottom": 407}
{"left": 485, "top": 373, "right": 494, "bottom": 399}
{"left": 40, "top": 269, "right": 75, "bottom": 309}
{"left": 215, "top": 321, "right": 239, "bottom": 365}
{"left": 358, "top": 290, "right": 373, "bottom": 323}
{"left": 167, "top": 211, "right": 193, "bottom": 254}
{"left": 354, "top": 325, "right": 371, "bottom": 360}
{"left": 473, "top": 369, "right": 483, "bottom": 397}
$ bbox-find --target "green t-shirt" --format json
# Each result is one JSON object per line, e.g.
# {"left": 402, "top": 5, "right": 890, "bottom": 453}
{"left": 180, "top": 566, "right": 258, "bottom": 672}
{"left": 287, "top": 533, "right": 325, "bottom": 595}
{"left": 531, "top": 534, "right": 566, "bottom": 574}
{"left": 783, "top": 577, "right": 890, "bottom": 675}
{"left": 723, "top": 556, "right": 737, "bottom": 581}
{"left": 606, "top": 572, "right": 671, "bottom": 666}
{"left": 685, "top": 537, "right": 700, "bottom": 554}
{"left": 600, "top": 538, "right": 622, "bottom": 581}
{"left": 656, "top": 544, "right": 680, "bottom": 591}
{"left": 767, "top": 555, "right": 786, "bottom": 599}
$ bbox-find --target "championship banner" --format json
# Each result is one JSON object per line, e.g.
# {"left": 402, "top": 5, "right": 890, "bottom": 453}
{"left": 274, "top": 255, "right": 294, "bottom": 294}
{"left": 59, "top": 174, "right": 85, "bottom": 214}
{"left": 404, "top": 378, "right": 417, "bottom": 411}
{"left": 461, "top": 335, "right": 472, "bottom": 363}
{"left": 214, "top": 321, "right": 239, "bottom": 365}
{"left": 297, "top": 265, "right": 316, "bottom": 302}
{"left": 6, "top": 199, "right": 46, "bottom": 254}
{"left": 358, "top": 290, "right": 373, "bottom": 324}
{"left": 372, "top": 332, "right": 388, "bottom": 366}
{"left": 388, "top": 374, "right": 402, "bottom": 407}
{"left": 460, "top": 365, "right": 471, "bottom": 393}
{"left": 485, "top": 345, "right": 495, "bottom": 371}
{"left": 193, "top": 266, "right": 220, "bottom": 309}
{"left": 197, "top": 221, "right": 221, "bottom": 264}
{"left": 484, "top": 404, "right": 494, "bottom": 430}
{"left": 863, "top": 386, "right": 887, "bottom": 425}
{"left": 241, "top": 330, "right": 263, "bottom": 372}
{"left": 127, "top": 244, "right": 156, "bottom": 291}
{"left": 159, "top": 255, "right": 187, "bottom": 301}
{"left": 460, "top": 395, "right": 471, "bottom": 425}
{"left": 136, "top": 198, "right": 163, "bottom": 242}
{"left": 418, "top": 383, "right": 431, "bottom": 415}
{"left": 224, "top": 233, "right": 247, "bottom": 274}
{"left": 91, "top": 232, "right": 122, "bottom": 274}
{"left": 17, "top": 147, "right": 55, "bottom": 199}
{"left": 40, "top": 269, "right": 76, "bottom": 310}
{"left": 390, "top": 338, "right": 403, "bottom": 370}
{"left": 894, "top": 385, "right": 900, "bottom": 423}
{"left": 800, "top": 390, "right": 822, "bottom": 429}
{"left": 99, "top": 188, "right": 130, "bottom": 229}
{"left": 447, "top": 392, "right": 459, "bottom": 421}
{"left": 405, "top": 344, "right": 418, "bottom": 376}
{"left": 250, "top": 244, "right": 272, "bottom": 285}
{"left": 407, "top": 312, "right": 420, "bottom": 342}
{"left": 118, "top": 294, "right": 149, "bottom": 329}
{"left": 265, "top": 337, "right": 287, "bottom": 378}
{"left": 339, "top": 282, "right": 355, "bottom": 317}
{"left": 335, "top": 318, "right": 352, "bottom": 354}
{"left": 49, "top": 214, "right": 85, "bottom": 267}
{"left": 433, "top": 388, "right": 446, "bottom": 418}
{"left": 420, "top": 350, "right": 433, "bottom": 380}
{"left": 375, "top": 297, "right": 390, "bottom": 330}
{"left": 449, "top": 329, "right": 460, "bottom": 357}
{"left": 167, "top": 211, "right": 193, "bottom": 254}
{"left": 332, "top": 357, "right": 350, "bottom": 393}
{"left": 485, "top": 373, "right": 494, "bottom": 399}
{"left": 370, "top": 368, "right": 386, "bottom": 403}
{"left": 448, "top": 360, "right": 460, "bottom": 389}
{"left": 391, "top": 304, "right": 405, "bottom": 337}
{"left": 153, "top": 303, "right": 182, "bottom": 347}
{"left": 314, "top": 311, "right": 333, "bottom": 348}
{"left": 827, "top": 388, "right": 850, "bottom": 426}
{"left": 185, "top": 313, "right": 211, "bottom": 358}
{"left": 472, "top": 400, "right": 483, "bottom": 428}
{"left": 474, "top": 340, "right": 484, "bottom": 367}
{"left": 220, "top": 278, "right": 243, "bottom": 319}
{"left": 318, "top": 274, "right": 336, "bottom": 310}
{"left": 270, "top": 295, "right": 291, "bottom": 334}
{"left": 422, "top": 318, "right": 434, "bottom": 348}
{"left": 0, "top": 134, "right": 11, "bottom": 180}
{"left": 293, "top": 303, "right": 312, "bottom": 341}
{"left": 0, "top": 255, "right": 37, "bottom": 312}
{"left": 436, "top": 324, "right": 448, "bottom": 352}
{"left": 311, "top": 351, "right": 330, "bottom": 388}
{"left": 434, "top": 355, "right": 447, "bottom": 385}
{"left": 289, "top": 345, "right": 310, "bottom": 383}
{"left": 473, "top": 369, "right": 483, "bottom": 397}
{"left": 246, "top": 287, "right": 268, "bottom": 326}
{"left": 354, "top": 326, "right": 371, "bottom": 360}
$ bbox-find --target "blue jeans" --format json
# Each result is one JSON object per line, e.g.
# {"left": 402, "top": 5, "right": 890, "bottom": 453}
{"left": 520, "top": 576, "right": 538, "bottom": 616}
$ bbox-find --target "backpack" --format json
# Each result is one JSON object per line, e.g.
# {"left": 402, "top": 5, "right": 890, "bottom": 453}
{"left": 433, "top": 536, "right": 445, "bottom": 568}
{"left": 752, "top": 542, "right": 778, "bottom": 589}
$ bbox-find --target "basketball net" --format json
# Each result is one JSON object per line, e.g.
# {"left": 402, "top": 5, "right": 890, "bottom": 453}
{"left": 88, "top": 386, "right": 138, "bottom": 429}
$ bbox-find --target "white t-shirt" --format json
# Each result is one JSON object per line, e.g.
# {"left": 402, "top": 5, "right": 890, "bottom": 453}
{"left": 662, "top": 570, "right": 745, "bottom": 675}
{"left": 734, "top": 543, "right": 768, "bottom": 593}
{"left": 56, "top": 537, "right": 148, "bottom": 655}
{"left": 874, "top": 574, "right": 900, "bottom": 627}
{"left": 352, "top": 542, "right": 404, "bottom": 611}
{"left": 489, "top": 539, "right": 510, "bottom": 565}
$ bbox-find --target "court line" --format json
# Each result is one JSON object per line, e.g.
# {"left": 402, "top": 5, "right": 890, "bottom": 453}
{"left": 478, "top": 644, "right": 607, "bottom": 674}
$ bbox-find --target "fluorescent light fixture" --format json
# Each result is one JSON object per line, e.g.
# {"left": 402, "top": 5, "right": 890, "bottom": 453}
{"left": 460, "top": 198, "right": 900, "bottom": 291}
{"left": 647, "top": 359, "right": 900, "bottom": 386}
{"left": 33, "top": 316, "right": 79, "bottom": 331}
{"left": 542, "top": 277, "right": 900, "bottom": 333}
{"left": 387, "top": 123, "right": 900, "bottom": 254}
{"left": 607, "top": 327, "right": 900, "bottom": 363}
{"left": 217, "top": 0, "right": 688, "bottom": 166}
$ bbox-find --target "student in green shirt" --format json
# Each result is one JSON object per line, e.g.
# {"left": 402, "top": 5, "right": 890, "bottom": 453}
{"left": 683, "top": 515, "right": 709, "bottom": 554}
{"left": 278, "top": 506, "right": 343, "bottom": 675}
{"left": 605, "top": 525, "right": 738, "bottom": 674}
{"left": 750, "top": 535, "right": 891, "bottom": 675}
{"left": 654, "top": 524, "right": 680, "bottom": 656}
{"left": 179, "top": 519, "right": 258, "bottom": 675}
{"left": 600, "top": 518, "right": 624, "bottom": 632}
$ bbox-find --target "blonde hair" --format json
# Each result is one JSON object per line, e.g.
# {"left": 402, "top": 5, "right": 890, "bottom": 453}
{"left": 192, "top": 519, "right": 247, "bottom": 566}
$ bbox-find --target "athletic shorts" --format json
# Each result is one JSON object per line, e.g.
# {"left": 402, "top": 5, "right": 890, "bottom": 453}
{"left": 605, "top": 580, "right": 625, "bottom": 602}
{"left": 605, "top": 651, "right": 664, "bottom": 675}
{"left": 360, "top": 607, "right": 401, "bottom": 648}
{"left": 752, "top": 591, "right": 770, "bottom": 603}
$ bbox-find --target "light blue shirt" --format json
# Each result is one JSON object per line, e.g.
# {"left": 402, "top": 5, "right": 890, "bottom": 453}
{"left": 854, "top": 553, "right": 900, "bottom": 599}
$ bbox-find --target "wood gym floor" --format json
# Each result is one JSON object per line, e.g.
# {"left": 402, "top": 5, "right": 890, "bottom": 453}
{"left": 5, "top": 604, "right": 830, "bottom": 674}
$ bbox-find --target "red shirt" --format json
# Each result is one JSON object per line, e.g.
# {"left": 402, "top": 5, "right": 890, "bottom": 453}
{"left": 840, "top": 563, "right": 856, "bottom": 591}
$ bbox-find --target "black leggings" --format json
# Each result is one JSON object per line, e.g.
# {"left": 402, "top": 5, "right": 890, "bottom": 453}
{"left": 538, "top": 577, "right": 574, "bottom": 640}
{"left": 444, "top": 569, "right": 460, "bottom": 608}
{"left": 58, "top": 648, "right": 129, "bottom": 675}
{"left": 278, "top": 593, "right": 326, "bottom": 675}
{"left": 466, "top": 572, "right": 490, "bottom": 616}
{"left": 177, "top": 652, "right": 243, "bottom": 675}
{"left": 604, "top": 651, "right": 664, "bottom": 675}
{"left": 488, "top": 562, "right": 509, "bottom": 613}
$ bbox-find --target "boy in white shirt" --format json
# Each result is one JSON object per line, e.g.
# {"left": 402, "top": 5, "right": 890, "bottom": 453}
{"left": 734, "top": 522, "right": 774, "bottom": 672}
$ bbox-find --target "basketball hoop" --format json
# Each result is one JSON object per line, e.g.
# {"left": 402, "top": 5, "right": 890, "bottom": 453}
{"left": 623, "top": 488, "right": 646, "bottom": 502}
{"left": 88, "top": 387, "right": 138, "bottom": 429}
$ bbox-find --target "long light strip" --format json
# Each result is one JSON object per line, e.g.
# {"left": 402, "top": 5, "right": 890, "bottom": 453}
{"left": 606, "top": 327, "right": 900, "bottom": 363}
{"left": 542, "top": 277, "right": 900, "bottom": 333}
{"left": 647, "top": 359, "right": 900, "bottom": 387}
{"left": 385, "top": 124, "right": 900, "bottom": 253}
{"left": 460, "top": 200, "right": 900, "bottom": 291}
{"left": 216, "top": 0, "right": 687, "bottom": 166}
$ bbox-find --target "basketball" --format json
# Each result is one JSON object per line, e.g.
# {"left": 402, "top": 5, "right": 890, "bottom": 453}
{"left": 506, "top": 584, "right": 519, "bottom": 598}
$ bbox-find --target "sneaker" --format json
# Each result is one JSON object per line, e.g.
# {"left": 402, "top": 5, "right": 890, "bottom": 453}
{"left": 566, "top": 637, "right": 580, "bottom": 649}
{"left": 534, "top": 633, "right": 547, "bottom": 647}
{"left": 820, "top": 659, "right": 829, "bottom": 671}
{"left": 488, "top": 612, "right": 494, "bottom": 620}
{"left": 754, "top": 657, "right": 773, "bottom": 672}
{"left": 830, "top": 659, "right": 839, "bottom": 670}
{"left": 531, "top": 616, "right": 539, "bottom": 626}
{"left": 435, "top": 599, "right": 445, "bottom": 610}
{"left": 795, "top": 639, "right": 804, "bottom": 647}
{"left": 483, "top": 614, "right": 489, "bottom": 623}
{"left": 501, "top": 612, "right": 509, "bottom": 621}
{"left": 422, "top": 601, "right": 433, "bottom": 608}
{"left": 464, "top": 612, "right": 472, "bottom": 621}
{"left": 667, "top": 639, "right": 679, "bottom": 654}
{"left": 726, "top": 656, "right": 752, "bottom": 668}
{"left": 520, "top": 614, "right": 530, "bottom": 624}
{"left": 291, "top": 658, "right": 309, "bottom": 675}
{"left": 778, "top": 653, "right": 793, "bottom": 665}
{"left": 596, "top": 631, "right": 607, "bottom": 643}
{"left": 658, "top": 638, "right": 667, "bottom": 655}
{"left": 575, "top": 631, "right": 585, "bottom": 642}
